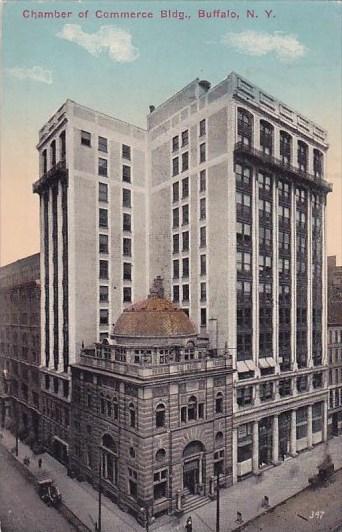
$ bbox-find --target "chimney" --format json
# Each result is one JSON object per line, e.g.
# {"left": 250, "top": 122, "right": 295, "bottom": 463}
{"left": 149, "top": 105, "right": 155, "bottom": 113}
{"left": 149, "top": 276, "right": 164, "bottom": 298}
{"left": 199, "top": 80, "right": 211, "bottom": 92}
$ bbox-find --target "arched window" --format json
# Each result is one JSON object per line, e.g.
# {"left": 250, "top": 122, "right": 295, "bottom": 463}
{"left": 215, "top": 431, "right": 224, "bottom": 446}
{"left": 297, "top": 141, "right": 308, "bottom": 172}
{"left": 215, "top": 392, "right": 224, "bottom": 414}
{"left": 100, "top": 394, "right": 105, "bottom": 415}
{"left": 156, "top": 403, "right": 166, "bottom": 428}
{"left": 188, "top": 396, "right": 197, "bottom": 421}
{"left": 106, "top": 396, "right": 112, "bottom": 417}
{"left": 280, "top": 131, "right": 292, "bottom": 165}
{"left": 113, "top": 397, "right": 119, "bottom": 420}
{"left": 129, "top": 402, "right": 136, "bottom": 428}
{"left": 237, "top": 108, "right": 253, "bottom": 147}
{"left": 260, "top": 120, "right": 273, "bottom": 155}
{"left": 313, "top": 149, "right": 323, "bottom": 178}
{"left": 156, "top": 448, "right": 166, "bottom": 462}
{"left": 101, "top": 434, "right": 118, "bottom": 485}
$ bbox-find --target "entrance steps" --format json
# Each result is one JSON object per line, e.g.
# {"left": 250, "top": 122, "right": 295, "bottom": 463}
{"left": 182, "top": 488, "right": 210, "bottom": 513}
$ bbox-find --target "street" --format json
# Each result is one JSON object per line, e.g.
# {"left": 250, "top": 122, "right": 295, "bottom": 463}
{"left": 0, "top": 445, "right": 76, "bottom": 532}
{"left": 241, "top": 468, "right": 342, "bottom": 532}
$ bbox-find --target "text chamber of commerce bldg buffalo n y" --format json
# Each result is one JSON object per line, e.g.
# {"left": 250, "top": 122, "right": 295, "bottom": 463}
{"left": 31, "top": 72, "right": 332, "bottom": 518}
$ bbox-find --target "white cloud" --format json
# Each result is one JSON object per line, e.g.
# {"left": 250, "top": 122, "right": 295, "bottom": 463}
{"left": 6, "top": 66, "right": 52, "bottom": 84}
{"left": 57, "top": 24, "right": 139, "bottom": 63}
{"left": 222, "top": 31, "right": 306, "bottom": 61}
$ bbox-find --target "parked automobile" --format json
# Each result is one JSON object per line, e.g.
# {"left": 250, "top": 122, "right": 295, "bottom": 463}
{"left": 36, "top": 478, "right": 62, "bottom": 507}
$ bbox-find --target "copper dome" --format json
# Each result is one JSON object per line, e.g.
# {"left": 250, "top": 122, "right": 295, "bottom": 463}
{"left": 113, "top": 296, "right": 196, "bottom": 338}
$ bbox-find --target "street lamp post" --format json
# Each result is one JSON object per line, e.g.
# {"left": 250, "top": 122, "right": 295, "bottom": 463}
{"left": 97, "top": 455, "right": 102, "bottom": 532}
{"left": 216, "top": 473, "right": 220, "bottom": 532}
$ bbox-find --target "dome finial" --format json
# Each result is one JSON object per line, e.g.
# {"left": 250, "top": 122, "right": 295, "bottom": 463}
{"left": 149, "top": 276, "right": 164, "bottom": 299}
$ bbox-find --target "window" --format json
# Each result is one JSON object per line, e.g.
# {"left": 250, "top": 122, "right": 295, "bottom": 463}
{"left": 113, "top": 397, "right": 119, "bottom": 420}
{"left": 279, "top": 378, "right": 292, "bottom": 397}
{"left": 237, "top": 222, "right": 251, "bottom": 246}
{"left": 187, "top": 396, "right": 197, "bottom": 421}
{"left": 172, "top": 136, "right": 179, "bottom": 152}
{"left": 173, "top": 285, "right": 179, "bottom": 302}
{"left": 237, "top": 386, "right": 253, "bottom": 407}
{"left": 182, "top": 152, "right": 189, "bottom": 172}
{"left": 259, "top": 382, "right": 274, "bottom": 401}
{"left": 182, "top": 205, "right": 189, "bottom": 225}
{"left": 312, "top": 402, "right": 322, "bottom": 433}
{"left": 173, "top": 208, "right": 179, "bottom": 228}
{"left": 123, "top": 213, "right": 131, "bottom": 232}
{"left": 123, "top": 189, "right": 131, "bottom": 208}
{"left": 123, "top": 262, "right": 132, "bottom": 281}
{"left": 182, "top": 258, "right": 189, "bottom": 278}
{"left": 173, "top": 259, "right": 179, "bottom": 279}
{"left": 199, "top": 119, "right": 206, "bottom": 137}
{"left": 172, "top": 157, "right": 179, "bottom": 176}
{"left": 99, "top": 182, "right": 108, "bottom": 203}
{"left": 296, "top": 407, "right": 308, "bottom": 439}
{"left": 122, "top": 165, "right": 131, "bottom": 183}
{"left": 81, "top": 130, "right": 91, "bottom": 147}
{"left": 182, "top": 177, "right": 189, "bottom": 198}
{"left": 260, "top": 120, "right": 273, "bottom": 155}
{"left": 99, "top": 234, "right": 108, "bottom": 254}
{"left": 313, "top": 149, "right": 323, "bottom": 178}
{"left": 278, "top": 257, "right": 290, "bottom": 275}
{"left": 59, "top": 131, "right": 66, "bottom": 161}
{"left": 259, "top": 227, "right": 272, "bottom": 248}
{"left": 215, "top": 392, "right": 224, "bottom": 414}
{"left": 278, "top": 180, "right": 290, "bottom": 201}
{"left": 297, "top": 141, "right": 308, "bottom": 172}
{"left": 173, "top": 181, "right": 179, "bottom": 202}
{"left": 200, "top": 198, "right": 206, "bottom": 220}
{"left": 156, "top": 403, "right": 166, "bottom": 428}
{"left": 156, "top": 448, "right": 166, "bottom": 462}
{"left": 42, "top": 149, "right": 47, "bottom": 174}
{"left": 237, "top": 423, "right": 253, "bottom": 462}
{"left": 182, "top": 231, "right": 189, "bottom": 252}
{"left": 259, "top": 199, "right": 272, "bottom": 220}
{"left": 279, "top": 231, "right": 290, "bottom": 251}
{"left": 100, "top": 286, "right": 109, "bottom": 303}
{"left": 153, "top": 469, "right": 168, "bottom": 500}
{"left": 296, "top": 375, "right": 308, "bottom": 392}
{"left": 182, "top": 129, "right": 189, "bottom": 147}
{"left": 237, "top": 251, "right": 251, "bottom": 273}
{"left": 200, "top": 254, "right": 206, "bottom": 276}
{"left": 200, "top": 226, "right": 206, "bottom": 248}
{"left": 280, "top": 131, "right": 292, "bottom": 165}
{"left": 200, "top": 308, "right": 207, "bottom": 327}
{"left": 237, "top": 280, "right": 252, "bottom": 300}
{"left": 129, "top": 402, "right": 136, "bottom": 427}
{"left": 99, "top": 260, "right": 108, "bottom": 279}
{"left": 182, "top": 284, "right": 189, "bottom": 302}
{"left": 200, "top": 282, "right": 206, "bottom": 302}
{"left": 99, "top": 209, "right": 108, "bottom": 228}
{"left": 259, "top": 254, "right": 272, "bottom": 274}
{"left": 236, "top": 191, "right": 251, "bottom": 214}
{"left": 128, "top": 467, "right": 138, "bottom": 498}
{"left": 123, "top": 238, "right": 132, "bottom": 256}
{"left": 100, "top": 309, "right": 109, "bottom": 326}
{"left": 122, "top": 144, "right": 131, "bottom": 160}
{"left": 53, "top": 377, "right": 59, "bottom": 394}
{"left": 235, "top": 164, "right": 251, "bottom": 186}
{"left": 237, "top": 108, "right": 253, "bottom": 147}
{"left": 123, "top": 287, "right": 132, "bottom": 303}
{"left": 312, "top": 373, "right": 322, "bottom": 389}
{"left": 199, "top": 169, "right": 206, "bottom": 192}
{"left": 258, "top": 172, "right": 271, "bottom": 192}
{"left": 50, "top": 140, "right": 56, "bottom": 167}
{"left": 98, "top": 158, "right": 108, "bottom": 177}
{"left": 199, "top": 143, "right": 206, "bottom": 163}
{"left": 173, "top": 234, "right": 179, "bottom": 254}
{"left": 98, "top": 136, "right": 108, "bottom": 153}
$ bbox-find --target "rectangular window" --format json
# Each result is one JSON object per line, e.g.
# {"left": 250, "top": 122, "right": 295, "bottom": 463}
{"left": 172, "top": 136, "right": 179, "bottom": 152}
{"left": 182, "top": 258, "right": 189, "bottom": 278}
{"left": 99, "top": 234, "right": 109, "bottom": 254}
{"left": 173, "top": 208, "right": 179, "bottom": 228}
{"left": 59, "top": 131, "right": 66, "bottom": 161}
{"left": 99, "top": 183, "right": 108, "bottom": 203}
{"left": 173, "top": 182, "right": 179, "bottom": 202}
{"left": 199, "top": 143, "right": 206, "bottom": 163}
{"left": 200, "top": 198, "right": 206, "bottom": 220}
{"left": 199, "top": 169, "right": 206, "bottom": 192}
{"left": 182, "top": 231, "right": 189, "bottom": 252}
{"left": 182, "top": 205, "right": 189, "bottom": 225}
{"left": 200, "top": 282, "right": 206, "bottom": 302}
{"left": 181, "top": 129, "right": 189, "bottom": 147}
{"left": 100, "top": 286, "right": 109, "bottom": 303}
{"left": 182, "top": 177, "right": 189, "bottom": 198}
{"left": 122, "top": 165, "right": 131, "bottom": 183}
{"left": 200, "top": 254, "right": 206, "bottom": 276}
{"left": 182, "top": 151, "right": 189, "bottom": 172}
{"left": 200, "top": 308, "right": 207, "bottom": 327}
{"left": 182, "top": 284, "right": 189, "bottom": 302}
{"left": 99, "top": 209, "right": 108, "bottom": 228}
{"left": 123, "top": 189, "right": 131, "bottom": 208}
{"left": 123, "top": 287, "right": 132, "bottom": 303}
{"left": 98, "top": 136, "right": 108, "bottom": 153}
{"left": 98, "top": 158, "right": 108, "bottom": 177}
{"left": 50, "top": 140, "right": 56, "bottom": 167}
{"left": 123, "top": 213, "right": 131, "bottom": 232}
{"left": 99, "top": 260, "right": 108, "bottom": 279}
{"left": 173, "top": 285, "right": 179, "bottom": 302}
{"left": 173, "top": 259, "right": 179, "bottom": 279}
{"left": 236, "top": 222, "right": 251, "bottom": 245}
{"left": 172, "top": 157, "right": 179, "bottom": 176}
{"left": 123, "top": 238, "right": 132, "bottom": 257}
{"left": 123, "top": 262, "right": 132, "bottom": 281}
{"left": 235, "top": 164, "right": 251, "bottom": 186}
{"left": 200, "top": 226, "right": 206, "bottom": 248}
{"left": 237, "top": 386, "right": 253, "bottom": 407}
{"left": 122, "top": 144, "right": 131, "bottom": 160}
{"left": 100, "top": 309, "right": 109, "bottom": 325}
{"left": 173, "top": 234, "right": 179, "bottom": 254}
{"left": 237, "top": 251, "right": 251, "bottom": 273}
{"left": 199, "top": 119, "right": 206, "bottom": 137}
{"left": 81, "top": 130, "right": 91, "bottom": 147}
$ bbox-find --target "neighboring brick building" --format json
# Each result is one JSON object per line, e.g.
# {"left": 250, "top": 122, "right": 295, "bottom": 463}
{"left": 0, "top": 254, "right": 41, "bottom": 446}
{"left": 328, "top": 256, "right": 342, "bottom": 436}
{"left": 69, "top": 279, "right": 233, "bottom": 519}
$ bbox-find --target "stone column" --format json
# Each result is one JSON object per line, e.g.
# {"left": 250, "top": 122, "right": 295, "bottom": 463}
{"left": 307, "top": 405, "right": 313, "bottom": 448}
{"left": 198, "top": 454, "right": 203, "bottom": 485}
{"left": 272, "top": 415, "right": 279, "bottom": 464}
{"left": 252, "top": 420, "right": 259, "bottom": 473}
{"left": 323, "top": 400, "right": 328, "bottom": 442}
{"left": 232, "top": 428, "right": 238, "bottom": 483}
{"left": 290, "top": 409, "right": 297, "bottom": 456}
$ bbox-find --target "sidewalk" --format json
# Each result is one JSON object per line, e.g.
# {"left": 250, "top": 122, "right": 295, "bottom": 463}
{"left": 1, "top": 429, "right": 341, "bottom": 532}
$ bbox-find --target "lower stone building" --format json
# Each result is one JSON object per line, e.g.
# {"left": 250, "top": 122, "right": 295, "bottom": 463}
{"left": 69, "top": 280, "right": 233, "bottom": 520}
{"left": 328, "top": 320, "right": 342, "bottom": 436}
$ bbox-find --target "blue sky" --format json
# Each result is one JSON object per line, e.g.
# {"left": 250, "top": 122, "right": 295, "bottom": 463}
{"left": 1, "top": 0, "right": 341, "bottom": 264}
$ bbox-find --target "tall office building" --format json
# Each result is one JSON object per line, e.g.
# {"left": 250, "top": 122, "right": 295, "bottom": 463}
{"left": 34, "top": 72, "right": 331, "bottom": 478}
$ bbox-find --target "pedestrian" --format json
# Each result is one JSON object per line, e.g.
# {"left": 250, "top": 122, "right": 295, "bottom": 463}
{"left": 38, "top": 457, "right": 42, "bottom": 469}
{"left": 185, "top": 516, "right": 192, "bottom": 532}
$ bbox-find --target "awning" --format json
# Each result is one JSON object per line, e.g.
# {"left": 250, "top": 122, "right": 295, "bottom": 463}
{"left": 259, "top": 357, "right": 276, "bottom": 368}
{"left": 237, "top": 360, "right": 256, "bottom": 373}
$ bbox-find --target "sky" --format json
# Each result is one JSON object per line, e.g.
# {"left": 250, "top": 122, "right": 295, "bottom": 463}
{"left": 0, "top": 0, "right": 341, "bottom": 266}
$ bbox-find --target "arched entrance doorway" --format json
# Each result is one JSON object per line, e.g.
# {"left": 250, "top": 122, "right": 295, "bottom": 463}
{"left": 182, "top": 441, "right": 205, "bottom": 494}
